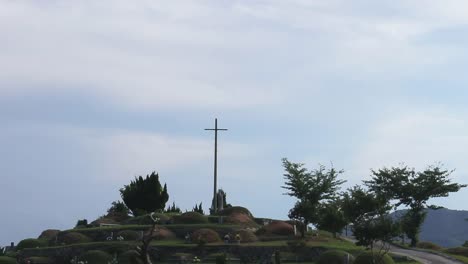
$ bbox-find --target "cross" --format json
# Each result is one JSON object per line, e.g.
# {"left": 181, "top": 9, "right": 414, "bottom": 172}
{"left": 205, "top": 118, "right": 228, "bottom": 213}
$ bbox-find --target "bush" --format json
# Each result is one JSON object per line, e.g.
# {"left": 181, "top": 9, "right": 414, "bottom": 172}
{"left": 257, "top": 221, "right": 294, "bottom": 236}
{"left": 117, "top": 230, "right": 141, "bottom": 241}
{"left": 417, "top": 241, "right": 442, "bottom": 250}
{"left": 445, "top": 247, "right": 468, "bottom": 257}
{"left": 27, "top": 256, "right": 52, "bottom": 263}
{"left": 463, "top": 241, "right": 468, "bottom": 247}
{"left": 80, "top": 250, "right": 112, "bottom": 264}
{"left": 152, "top": 227, "right": 176, "bottom": 240}
{"left": 75, "top": 219, "right": 88, "bottom": 228}
{"left": 118, "top": 250, "right": 143, "bottom": 264}
{"left": 0, "top": 256, "right": 16, "bottom": 264}
{"left": 173, "top": 212, "right": 208, "bottom": 224}
{"left": 124, "top": 213, "right": 171, "bottom": 225}
{"left": 16, "top": 238, "right": 48, "bottom": 250}
{"left": 318, "top": 250, "right": 355, "bottom": 264}
{"left": 192, "top": 228, "right": 221, "bottom": 243}
{"left": 90, "top": 217, "right": 119, "bottom": 227}
{"left": 38, "top": 229, "right": 60, "bottom": 241}
{"left": 354, "top": 252, "right": 394, "bottom": 264}
{"left": 237, "top": 229, "right": 258, "bottom": 242}
{"left": 60, "top": 232, "right": 91, "bottom": 245}
{"left": 215, "top": 253, "right": 226, "bottom": 264}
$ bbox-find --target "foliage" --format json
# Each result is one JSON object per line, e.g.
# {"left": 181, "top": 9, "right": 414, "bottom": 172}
{"left": 117, "top": 230, "right": 141, "bottom": 241}
{"left": 281, "top": 158, "right": 345, "bottom": 237}
{"left": 120, "top": 171, "right": 169, "bottom": 216}
{"left": 80, "top": 250, "right": 112, "bottom": 264}
{"left": 257, "top": 221, "right": 294, "bottom": 236}
{"left": 316, "top": 201, "right": 347, "bottom": 238}
{"left": 445, "top": 247, "right": 468, "bottom": 257}
{"left": 354, "top": 251, "right": 394, "bottom": 264}
{"left": 416, "top": 241, "right": 442, "bottom": 250}
{"left": 27, "top": 256, "right": 52, "bottom": 263}
{"left": 341, "top": 186, "right": 400, "bottom": 259}
{"left": 0, "top": 248, "right": 4, "bottom": 257}
{"left": 317, "top": 250, "right": 355, "bottom": 264}
{"left": 173, "top": 212, "right": 208, "bottom": 224}
{"left": 215, "top": 253, "right": 227, "bottom": 264}
{"left": 365, "top": 165, "right": 466, "bottom": 247}
{"left": 192, "top": 228, "right": 221, "bottom": 243}
{"left": 237, "top": 229, "right": 258, "bottom": 242}
{"left": 60, "top": 232, "right": 92, "bottom": 245}
{"left": 463, "top": 241, "right": 468, "bottom": 247}
{"left": 38, "top": 229, "right": 60, "bottom": 241}
{"left": 192, "top": 202, "right": 204, "bottom": 215}
{"left": 0, "top": 257, "right": 16, "bottom": 264}
{"left": 16, "top": 238, "right": 48, "bottom": 251}
{"left": 165, "top": 202, "right": 182, "bottom": 213}
{"left": 75, "top": 219, "right": 88, "bottom": 228}
{"left": 353, "top": 215, "right": 401, "bottom": 252}
{"left": 108, "top": 200, "right": 130, "bottom": 215}
{"left": 124, "top": 213, "right": 170, "bottom": 225}
{"left": 274, "top": 250, "right": 281, "bottom": 264}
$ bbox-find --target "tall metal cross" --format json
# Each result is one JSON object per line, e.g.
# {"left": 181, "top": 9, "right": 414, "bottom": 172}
{"left": 204, "top": 118, "right": 228, "bottom": 213}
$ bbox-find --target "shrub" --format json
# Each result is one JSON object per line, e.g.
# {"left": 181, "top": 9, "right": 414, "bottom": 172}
{"left": 173, "top": 212, "right": 208, "bottom": 224}
{"left": 27, "top": 256, "right": 52, "bottom": 263}
{"left": 38, "top": 229, "right": 60, "bottom": 241}
{"left": 215, "top": 253, "right": 226, "bottom": 264}
{"left": 80, "top": 250, "right": 112, "bottom": 264}
{"left": 257, "top": 221, "right": 294, "bottom": 236}
{"left": 75, "top": 219, "right": 88, "bottom": 228}
{"left": 417, "top": 241, "right": 442, "bottom": 251}
{"left": 117, "top": 230, "right": 141, "bottom": 241}
{"left": 463, "top": 241, "right": 468, "bottom": 247}
{"left": 354, "top": 252, "right": 394, "bottom": 264}
{"left": 16, "top": 238, "right": 48, "bottom": 250}
{"left": 60, "top": 232, "right": 91, "bottom": 245}
{"left": 152, "top": 227, "right": 176, "bottom": 240}
{"left": 445, "top": 247, "right": 468, "bottom": 257}
{"left": 0, "top": 256, "right": 16, "bottom": 264}
{"left": 318, "top": 250, "right": 355, "bottom": 264}
{"left": 192, "top": 228, "right": 221, "bottom": 243}
{"left": 237, "top": 229, "right": 258, "bottom": 242}
{"left": 124, "top": 213, "right": 170, "bottom": 225}
{"left": 118, "top": 250, "right": 143, "bottom": 264}
{"left": 224, "top": 213, "right": 258, "bottom": 227}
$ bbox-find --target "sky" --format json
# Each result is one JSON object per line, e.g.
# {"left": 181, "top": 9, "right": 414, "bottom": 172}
{"left": 2, "top": 0, "right": 468, "bottom": 246}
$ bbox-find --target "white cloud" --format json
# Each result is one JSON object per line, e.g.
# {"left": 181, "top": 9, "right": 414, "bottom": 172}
{"left": 2, "top": 1, "right": 468, "bottom": 110}
{"left": 349, "top": 108, "right": 468, "bottom": 187}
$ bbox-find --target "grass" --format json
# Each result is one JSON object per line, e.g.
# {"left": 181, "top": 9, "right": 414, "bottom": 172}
{"left": 446, "top": 253, "right": 468, "bottom": 264}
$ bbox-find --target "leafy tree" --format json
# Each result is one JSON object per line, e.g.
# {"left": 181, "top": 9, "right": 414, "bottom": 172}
{"left": 281, "top": 158, "right": 345, "bottom": 237}
{"left": 193, "top": 202, "right": 204, "bottom": 215}
{"left": 107, "top": 200, "right": 130, "bottom": 215}
{"left": 365, "top": 165, "right": 466, "bottom": 247}
{"left": 165, "top": 202, "right": 181, "bottom": 213}
{"left": 120, "top": 172, "right": 169, "bottom": 216}
{"left": 316, "top": 201, "right": 347, "bottom": 238}
{"left": 342, "top": 186, "right": 400, "bottom": 261}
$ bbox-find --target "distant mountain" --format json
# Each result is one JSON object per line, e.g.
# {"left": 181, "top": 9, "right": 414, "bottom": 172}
{"left": 392, "top": 208, "right": 468, "bottom": 248}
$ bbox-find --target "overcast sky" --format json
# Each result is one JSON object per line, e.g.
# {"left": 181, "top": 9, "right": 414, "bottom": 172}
{"left": 2, "top": 0, "right": 468, "bottom": 246}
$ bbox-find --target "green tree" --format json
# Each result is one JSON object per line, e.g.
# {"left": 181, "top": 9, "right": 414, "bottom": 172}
{"left": 316, "top": 201, "right": 347, "bottom": 238}
{"left": 281, "top": 158, "right": 345, "bottom": 237}
{"left": 193, "top": 202, "right": 204, "bottom": 215}
{"left": 342, "top": 186, "right": 400, "bottom": 261}
{"left": 165, "top": 202, "right": 181, "bottom": 213}
{"left": 120, "top": 172, "right": 169, "bottom": 216}
{"left": 365, "top": 165, "right": 466, "bottom": 247}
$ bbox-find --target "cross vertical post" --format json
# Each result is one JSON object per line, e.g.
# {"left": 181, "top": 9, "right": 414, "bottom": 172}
{"left": 204, "top": 118, "right": 228, "bottom": 213}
